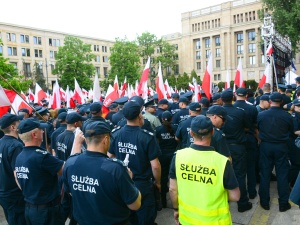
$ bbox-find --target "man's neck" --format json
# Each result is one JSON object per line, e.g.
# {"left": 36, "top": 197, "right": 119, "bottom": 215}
{"left": 193, "top": 140, "right": 211, "bottom": 146}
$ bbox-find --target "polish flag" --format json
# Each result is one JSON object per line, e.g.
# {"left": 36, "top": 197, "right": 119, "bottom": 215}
{"left": 51, "top": 79, "right": 61, "bottom": 109}
{"left": 3, "top": 88, "right": 32, "bottom": 115}
{"left": 120, "top": 77, "right": 127, "bottom": 97}
{"left": 225, "top": 70, "right": 230, "bottom": 89}
{"left": 202, "top": 54, "right": 213, "bottom": 100}
{"left": 149, "top": 87, "right": 154, "bottom": 96}
{"left": 34, "top": 83, "right": 47, "bottom": 105}
{"left": 258, "top": 63, "right": 271, "bottom": 88}
{"left": 88, "top": 88, "right": 93, "bottom": 100}
{"left": 66, "top": 86, "right": 76, "bottom": 109}
{"left": 138, "top": 57, "right": 150, "bottom": 96}
{"left": 189, "top": 83, "right": 195, "bottom": 91}
{"left": 234, "top": 57, "right": 245, "bottom": 88}
{"left": 73, "top": 78, "right": 85, "bottom": 104}
{"left": 0, "top": 85, "right": 12, "bottom": 117}
{"left": 93, "top": 73, "right": 102, "bottom": 102}
{"left": 60, "top": 88, "right": 66, "bottom": 101}
{"left": 135, "top": 80, "right": 139, "bottom": 96}
{"left": 28, "top": 88, "right": 35, "bottom": 102}
{"left": 156, "top": 61, "right": 167, "bottom": 100}
{"left": 113, "top": 75, "right": 119, "bottom": 95}
{"left": 170, "top": 86, "right": 175, "bottom": 94}
{"left": 103, "top": 85, "right": 119, "bottom": 108}
{"left": 193, "top": 78, "right": 201, "bottom": 102}
{"left": 266, "top": 42, "right": 273, "bottom": 56}
{"left": 164, "top": 79, "right": 172, "bottom": 99}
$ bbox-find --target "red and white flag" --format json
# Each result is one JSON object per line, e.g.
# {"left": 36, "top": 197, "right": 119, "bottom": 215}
{"left": 103, "top": 85, "right": 119, "bottom": 108}
{"left": 59, "top": 88, "right": 66, "bottom": 101}
{"left": 142, "top": 80, "right": 148, "bottom": 100}
{"left": 51, "top": 79, "right": 61, "bottom": 109}
{"left": 266, "top": 42, "right": 273, "bottom": 56}
{"left": 202, "top": 54, "right": 213, "bottom": 100}
{"left": 258, "top": 63, "right": 271, "bottom": 88}
{"left": 28, "top": 88, "right": 35, "bottom": 102}
{"left": 113, "top": 75, "right": 119, "bottom": 95}
{"left": 0, "top": 85, "right": 12, "bottom": 117}
{"left": 189, "top": 83, "right": 195, "bottom": 91}
{"left": 193, "top": 78, "right": 201, "bottom": 102}
{"left": 120, "top": 77, "right": 127, "bottom": 97}
{"left": 138, "top": 57, "right": 150, "bottom": 96}
{"left": 93, "top": 73, "right": 101, "bottom": 102}
{"left": 3, "top": 88, "right": 32, "bottom": 116}
{"left": 156, "top": 61, "right": 167, "bottom": 100}
{"left": 73, "top": 78, "right": 85, "bottom": 104}
{"left": 34, "top": 83, "right": 47, "bottom": 105}
{"left": 234, "top": 57, "right": 245, "bottom": 88}
{"left": 164, "top": 79, "right": 172, "bottom": 99}
{"left": 66, "top": 86, "right": 76, "bottom": 109}
{"left": 225, "top": 70, "right": 230, "bottom": 89}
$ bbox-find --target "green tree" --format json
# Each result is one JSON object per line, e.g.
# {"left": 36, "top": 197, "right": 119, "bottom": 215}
{"left": 137, "top": 32, "right": 157, "bottom": 60}
{"left": 167, "top": 74, "right": 177, "bottom": 88}
{"left": 177, "top": 73, "right": 189, "bottom": 90}
{"left": 261, "top": 0, "right": 300, "bottom": 51}
{"left": 109, "top": 38, "right": 141, "bottom": 85}
{"left": 156, "top": 39, "right": 177, "bottom": 74}
{"left": 31, "top": 62, "right": 47, "bottom": 90}
{"left": 52, "top": 36, "right": 95, "bottom": 90}
{"left": 190, "top": 70, "right": 201, "bottom": 85}
{"left": 0, "top": 39, "right": 31, "bottom": 92}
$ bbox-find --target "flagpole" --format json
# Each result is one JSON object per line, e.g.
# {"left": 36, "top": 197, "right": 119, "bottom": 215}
{"left": 271, "top": 56, "right": 279, "bottom": 91}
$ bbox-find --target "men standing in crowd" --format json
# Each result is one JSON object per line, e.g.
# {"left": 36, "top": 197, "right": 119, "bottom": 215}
{"left": 234, "top": 88, "right": 259, "bottom": 200}
{"left": 169, "top": 115, "right": 240, "bottom": 225}
{"left": 63, "top": 121, "right": 141, "bottom": 225}
{"left": 36, "top": 108, "right": 54, "bottom": 152}
{"left": 51, "top": 112, "right": 67, "bottom": 156}
{"left": 108, "top": 100, "right": 161, "bottom": 225}
{"left": 293, "top": 77, "right": 300, "bottom": 100}
{"left": 256, "top": 95, "right": 270, "bottom": 112}
{"left": 144, "top": 99, "right": 162, "bottom": 132}
{"left": 172, "top": 97, "right": 190, "bottom": 125}
{"left": 199, "top": 97, "right": 210, "bottom": 115}
{"left": 211, "top": 93, "right": 223, "bottom": 107}
{"left": 0, "top": 114, "right": 26, "bottom": 225}
{"left": 155, "top": 99, "right": 169, "bottom": 122}
{"left": 18, "top": 108, "right": 30, "bottom": 119}
{"left": 14, "top": 118, "right": 64, "bottom": 225}
{"left": 221, "top": 88, "right": 252, "bottom": 212}
{"left": 263, "top": 83, "right": 272, "bottom": 95}
{"left": 105, "top": 103, "right": 118, "bottom": 122}
{"left": 278, "top": 84, "right": 292, "bottom": 109}
{"left": 169, "top": 93, "right": 180, "bottom": 115}
{"left": 258, "top": 92, "right": 293, "bottom": 212}
{"left": 111, "top": 97, "right": 128, "bottom": 126}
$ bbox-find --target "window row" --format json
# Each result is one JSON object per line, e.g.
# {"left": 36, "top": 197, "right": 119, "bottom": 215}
{"left": 95, "top": 66, "right": 109, "bottom": 78}
{"left": 10, "top": 62, "right": 56, "bottom": 77}
{"left": 236, "top": 30, "right": 256, "bottom": 43}
{"left": 94, "top": 45, "right": 108, "bottom": 52}
{"left": 236, "top": 43, "right": 257, "bottom": 54}
{"left": 233, "top": 11, "right": 256, "bottom": 24}
{"left": 192, "top": 18, "right": 221, "bottom": 32}
{"left": 195, "top": 48, "right": 221, "bottom": 59}
{"left": 6, "top": 33, "right": 61, "bottom": 46}
{"left": 95, "top": 55, "right": 109, "bottom": 63}
{"left": 195, "top": 36, "right": 220, "bottom": 49}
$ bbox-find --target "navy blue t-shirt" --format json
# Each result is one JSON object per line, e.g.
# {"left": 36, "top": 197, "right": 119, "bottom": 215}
{"left": 172, "top": 108, "right": 189, "bottom": 125}
{"left": 156, "top": 124, "right": 178, "bottom": 154}
{"left": 112, "top": 110, "right": 124, "bottom": 126}
{"left": 50, "top": 124, "right": 67, "bottom": 151}
{"left": 39, "top": 121, "right": 54, "bottom": 149}
{"left": 105, "top": 111, "right": 116, "bottom": 122}
{"left": 155, "top": 108, "right": 166, "bottom": 122}
{"left": 63, "top": 151, "right": 139, "bottom": 225}
{"left": 0, "top": 135, "right": 23, "bottom": 197}
{"left": 56, "top": 130, "right": 75, "bottom": 161}
{"left": 175, "top": 116, "right": 195, "bottom": 149}
{"left": 15, "top": 146, "right": 64, "bottom": 204}
{"left": 117, "top": 118, "right": 154, "bottom": 133}
{"left": 109, "top": 125, "right": 161, "bottom": 181}
{"left": 210, "top": 128, "right": 231, "bottom": 157}
{"left": 169, "top": 102, "right": 180, "bottom": 115}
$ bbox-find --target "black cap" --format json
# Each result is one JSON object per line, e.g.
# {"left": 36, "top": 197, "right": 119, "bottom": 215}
{"left": 130, "top": 96, "right": 144, "bottom": 107}
{"left": 236, "top": 88, "right": 248, "bottom": 96}
{"left": 18, "top": 118, "right": 48, "bottom": 134}
{"left": 158, "top": 99, "right": 168, "bottom": 105}
{"left": 153, "top": 94, "right": 158, "bottom": 100}
{"left": 161, "top": 111, "right": 172, "bottom": 121}
{"left": 189, "top": 102, "right": 202, "bottom": 112}
{"left": 108, "top": 103, "right": 118, "bottom": 110}
{"left": 293, "top": 99, "right": 300, "bottom": 106}
{"left": 171, "top": 93, "right": 179, "bottom": 98}
{"left": 221, "top": 88, "right": 233, "bottom": 101}
{"left": 278, "top": 84, "right": 287, "bottom": 91}
{"left": 295, "top": 77, "right": 300, "bottom": 83}
{"left": 144, "top": 99, "right": 157, "bottom": 108}
{"left": 37, "top": 108, "right": 49, "bottom": 116}
{"left": 58, "top": 108, "right": 68, "bottom": 114}
{"left": 286, "top": 85, "right": 292, "bottom": 89}
{"left": 183, "top": 91, "right": 193, "bottom": 98}
{"left": 57, "top": 112, "right": 67, "bottom": 122}
{"left": 207, "top": 105, "right": 232, "bottom": 121}
{"left": 258, "top": 89, "right": 263, "bottom": 95}
{"left": 179, "top": 97, "right": 189, "bottom": 103}
{"left": 114, "top": 97, "right": 128, "bottom": 105}
{"left": 66, "top": 112, "right": 87, "bottom": 124}
{"left": 18, "top": 108, "right": 29, "bottom": 114}
{"left": 270, "top": 92, "right": 283, "bottom": 102}
{"left": 199, "top": 97, "right": 210, "bottom": 107}
{"left": 260, "top": 95, "right": 270, "bottom": 101}
{"left": 286, "top": 89, "right": 293, "bottom": 94}
{"left": 191, "top": 115, "right": 213, "bottom": 135}
{"left": 34, "top": 106, "right": 43, "bottom": 112}
{"left": 84, "top": 121, "right": 111, "bottom": 137}
{"left": 90, "top": 102, "right": 102, "bottom": 114}
{"left": 212, "top": 93, "right": 221, "bottom": 101}
{"left": 123, "top": 101, "right": 141, "bottom": 120}
{"left": 0, "top": 114, "right": 24, "bottom": 129}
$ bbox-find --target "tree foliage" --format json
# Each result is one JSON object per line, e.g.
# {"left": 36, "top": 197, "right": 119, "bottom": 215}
{"left": 108, "top": 37, "right": 141, "bottom": 85}
{"left": 31, "top": 62, "right": 47, "bottom": 90}
{"left": 261, "top": 0, "right": 300, "bottom": 51}
{"left": 176, "top": 73, "right": 189, "bottom": 90}
{"left": 52, "top": 36, "right": 95, "bottom": 90}
{"left": 190, "top": 70, "right": 201, "bottom": 84}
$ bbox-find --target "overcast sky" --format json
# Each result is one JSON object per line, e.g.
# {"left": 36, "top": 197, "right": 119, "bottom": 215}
{"left": 0, "top": 0, "right": 230, "bottom": 41}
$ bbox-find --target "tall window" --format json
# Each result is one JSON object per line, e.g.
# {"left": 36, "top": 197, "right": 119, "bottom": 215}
{"left": 248, "top": 31, "right": 256, "bottom": 41}
{"left": 216, "top": 60, "right": 221, "bottom": 68}
{"left": 248, "top": 43, "right": 256, "bottom": 53}
{"left": 237, "top": 45, "right": 244, "bottom": 54}
{"left": 103, "top": 56, "right": 108, "bottom": 63}
{"left": 96, "top": 67, "right": 100, "bottom": 76}
{"left": 215, "top": 36, "right": 220, "bottom": 46}
{"left": 103, "top": 67, "right": 108, "bottom": 78}
{"left": 205, "top": 38, "right": 210, "bottom": 48}
{"left": 174, "top": 65, "right": 179, "bottom": 75}
{"left": 196, "top": 62, "right": 201, "bottom": 70}
{"left": 195, "top": 40, "right": 201, "bottom": 49}
{"left": 20, "top": 34, "right": 29, "bottom": 43}
{"left": 237, "top": 33, "right": 243, "bottom": 43}
{"left": 23, "top": 63, "right": 31, "bottom": 77}
{"left": 205, "top": 50, "right": 211, "bottom": 58}
{"left": 102, "top": 46, "right": 107, "bottom": 52}
{"left": 7, "top": 47, "right": 17, "bottom": 56}
{"left": 34, "top": 49, "right": 43, "bottom": 58}
{"left": 22, "top": 48, "right": 30, "bottom": 57}
{"left": 216, "top": 48, "right": 221, "bottom": 57}
{"left": 34, "top": 36, "right": 42, "bottom": 45}
{"left": 196, "top": 51, "right": 201, "bottom": 60}
{"left": 7, "top": 33, "right": 16, "bottom": 42}
{"left": 95, "top": 56, "right": 100, "bottom": 62}
{"left": 94, "top": 45, "right": 100, "bottom": 52}
{"left": 174, "top": 44, "right": 178, "bottom": 50}
{"left": 249, "top": 56, "right": 256, "bottom": 65}
{"left": 0, "top": 46, "right": 2, "bottom": 54}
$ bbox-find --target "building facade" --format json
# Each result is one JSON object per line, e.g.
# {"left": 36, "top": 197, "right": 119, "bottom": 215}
{"left": 0, "top": 22, "right": 114, "bottom": 89}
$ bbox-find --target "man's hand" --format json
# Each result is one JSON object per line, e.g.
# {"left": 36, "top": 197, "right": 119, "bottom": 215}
{"left": 174, "top": 210, "right": 179, "bottom": 225}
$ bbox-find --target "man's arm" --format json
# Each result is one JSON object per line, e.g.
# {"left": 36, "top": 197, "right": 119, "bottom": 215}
{"left": 169, "top": 178, "right": 179, "bottom": 225}
{"left": 57, "top": 163, "right": 65, "bottom": 176}
{"left": 150, "top": 157, "right": 161, "bottom": 192}
{"left": 107, "top": 152, "right": 115, "bottom": 158}
{"left": 228, "top": 187, "right": 240, "bottom": 202}
{"left": 13, "top": 171, "right": 22, "bottom": 190}
{"left": 127, "top": 191, "right": 142, "bottom": 211}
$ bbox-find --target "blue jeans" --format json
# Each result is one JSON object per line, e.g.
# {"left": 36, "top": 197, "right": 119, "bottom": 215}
{"left": 25, "top": 204, "right": 64, "bottom": 225}
{"left": 0, "top": 195, "right": 25, "bottom": 225}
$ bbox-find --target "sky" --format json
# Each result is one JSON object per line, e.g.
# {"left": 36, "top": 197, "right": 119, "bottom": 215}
{"left": 0, "top": 0, "right": 230, "bottom": 41}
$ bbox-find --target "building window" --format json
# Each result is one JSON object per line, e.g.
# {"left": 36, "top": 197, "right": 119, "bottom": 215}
{"left": 49, "top": 38, "right": 60, "bottom": 46}
{"left": 214, "top": 74, "right": 221, "bottom": 81}
{"left": 34, "top": 49, "right": 43, "bottom": 58}
{"left": 248, "top": 31, "right": 255, "bottom": 41}
{"left": 196, "top": 40, "right": 201, "bottom": 49}
{"left": 215, "top": 36, "right": 220, "bottom": 46}
{"left": 103, "top": 56, "right": 108, "bottom": 63}
{"left": 234, "top": 15, "right": 236, "bottom": 24}
{"left": 216, "top": 48, "right": 221, "bottom": 57}
{"left": 216, "top": 60, "right": 221, "bottom": 68}
{"left": 95, "top": 55, "right": 100, "bottom": 62}
{"left": 253, "top": 11, "right": 256, "bottom": 20}
{"left": 240, "top": 13, "right": 243, "bottom": 23}
{"left": 50, "top": 63, "right": 55, "bottom": 72}
{"left": 94, "top": 45, "right": 100, "bottom": 52}
{"left": 22, "top": 48, "right": 30, "bottom": 57}
{"left": 261, "top": 55, "right": 265, "bottom": 63}
{"left": 173, "top": 54, "right": 179, "bottom": 60}
{"left": 57, "top": 39, "right": 60, "bottom": 46}
{"left": 237, "top": 45, "right": 244, "bottom": 54}
{"left": 102, "top": 46, "right": 107, "bottom": 52}
{"left": 196, "top": 51, "right": 201, "bottom": 60}
{"left": 174, "top": 65, "right": 179, "bottom": 75}
{"left": 20, "top": 34, "right": 29, "bottom": 43}
{"left": 249, "top": 56, "right": 256, "bottom": 65}
{"left": 205, "top": 50, "right": 211, "bottom": 58}
{"left": 103, "top": 67, "right": 108, "bottom": 78}
{"left": 50, "top": 51, "right": 53, "bottom": 58}
{"left": 34, "top": 36, "right": 42, "bottom": 45}
{"left": 197, "top": 62, "right": 201, "bottom": 70}
{"left": 237, "top": 33, "right": 243, "bottom": 43}
{"left": 218, "top": 74, "right": 221, "bottom": 80}
{"left": 23, "top": 63, "right": 31, "bottom": 77}
{"left": 205, "top": 38, "right": 210, "bottom": 48}
{"left": 7, "top": 33, "right": 16, "bottom": 42}
{"left": 96, "top": 67, "right": 100, "bottom": 76}
{"left": 248, "top": 43, "right": 256, "bottom": 53}
{"left": 157, "top": 47, "right": 161, "bottom": 53}
{"left": 7, "top": 47, "right": 17, "bottom": 56}
{"left": 174, "top": 44, "right": 178, "bottom": 50}
{"left": 166, "top": 66, "right": 171, "bottom": 76}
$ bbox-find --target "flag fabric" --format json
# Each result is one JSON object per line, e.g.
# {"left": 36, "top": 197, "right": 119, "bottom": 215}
{"left": 225, "top": 70, "right": 230, "bottom": 89}
{"left": 28, "top": 88, "right": 35, "bottom": 102}
{"left": 82, "top": 88, "right": 89, "bottom": 97}
{"left": 164, "top": 79, "right": 172, "bottom": 98}
{"left": 193, "top": 78, "right": 201, "bottom": 102}
{"left": 34, "top": 83, "right": 47, "bottom": 105}
{"left": 51, "top": 79, "right": 61, "bottom": 109}
{"left": 120, "top": 77, "right": 127, "bottom": 97}
{"left": 59, "top": 88, "right": 66, "bottom": 101}
{"left": 266, "top": 42, "right": 273, "bottom": 56}
{"left": 73, "top": 78, "right": 85, "bottom": 104}
{"left": 202, "top": 54, "right": 213, "bottom": 100}
{"left": 113, "top": 75, "right": 119, "bottom": 95}
{"left": 292, "top": 61, "right": 297, "bottom": 71}
{"left": 234, "top": 57, "right": 245, "bottom": 88}
{"left": 0, "top": 85, "right": 12, "bottom": 117}
{"left": 3, "top": 89, "right": 32, "bottom": 115}
{"left": 156, "top": 61, "right": 167, "bottom": 100}
{"left": 66, "top": 86, "right": 76, "bottom": 108}
{"left": 189, "top": 83, "right": 195, "bottom": 91}
{"left": 93, "top": 74, "right": 101, "bottom": 102}
{"left": 138, "top": 57, "right": 151, "bottom": 96}
{"left": 103, "top": 85, "right": 119, "bottom": 108}
{"left": 258, "top": 63, "right": 271, "bottom": 88}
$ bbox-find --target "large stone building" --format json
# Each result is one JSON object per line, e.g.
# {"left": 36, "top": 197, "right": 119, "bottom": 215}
{"left": 0, "top": 22, "right": 114, "bottom": 89}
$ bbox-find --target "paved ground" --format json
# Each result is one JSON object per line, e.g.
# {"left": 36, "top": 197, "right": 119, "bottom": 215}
{"left": 0, "top": 181, "right": 299, "bottom": 225}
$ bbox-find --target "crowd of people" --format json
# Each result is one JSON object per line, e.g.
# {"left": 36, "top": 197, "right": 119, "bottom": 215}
{"left": 0, "top": 77, "right": 300, "bottom": 225}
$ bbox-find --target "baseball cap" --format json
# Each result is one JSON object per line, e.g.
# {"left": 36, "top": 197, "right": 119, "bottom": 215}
{"left": 66, "top": 112, "right": 87, "bottom": 124}
{"left": 122, "top": 101, "right": 141, "bottom": 120}
{"left": 84, "top": 121, "right": 111, "bottom": 137}
{"left": 191, "top": 115, "right": 213, "bottom": 135}
{"left": 179, "top": 97, "right": 189, "bottom": 103}
{"left": 212, "top": 93, "right": 221, "bottom": 101}
{"left": 144, "top": 99, "right": 157, "bottom": 108}
{"left": 278, "top": 84, "right": 287, "bottom": 91}
{"left": 293, "top": 99, "right": 300, "bottom": 106}
{"left": 270, "top": 92, "right": 283, "bottom": 102}
{"left": 183, "top": 91, "right": 193, "bottom": 98}
{"left": 236, "top": 88, "right": 248, "bottom": 96}
{"left": 108, "top": 103, "right": 118, "bottom": 110}
{"left": 206, "top": 105, "right": 232, "bottom": 121}
{"left": 18, "top": 108, "right": 29, "bottom": 114}
{"left": 114, "top": 97, "right": 128, "bottom": 105}
{"left": 57, "top": 112, "right": 67, "bottom": 122}
{"left": 199, "top": 97, "right": 210, "bottom": 107}
{"left": 189, "top": 102, "right": 202, "bottom": 112}
{"left": 0, "top": 114, "right": 24, "bottom": 129}
{"left": 221, "top": 88, "right": 233, "bottom": 101}
{"left": 295, "top": 77, "right": 300, "bottom": 83}
{"left": 18, "top": 118, "right": 48, "bottom": 134}
{"left": 286, "top": 89, "right": 293, "bottom": 94}
{"left": 90, "top": 102, "right": 103, "bottom": 114}
{"left": 58, "top": 108, "right": 68, "bottom": 114}
{"left": 260, "top": 95, "right": 270, "bottom": 101}
{"left": 37, "top": 108, "right": 49, "bottom": 116}
{"left": 161, "top": 111, "right": 172, "bottom": 121}
{"left": 171, "top": 93, "right": 179, "bottom": 98}
{"left": 158, "top": 99, "right": 169, "bottom": 105}
{"left": 130, "top": 96, "right": 144, "bottom": 107}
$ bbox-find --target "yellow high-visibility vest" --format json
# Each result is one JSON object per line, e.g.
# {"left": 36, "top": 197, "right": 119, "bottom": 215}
{"left": 176, "top": 147, "right": 231, "bottom": 225}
